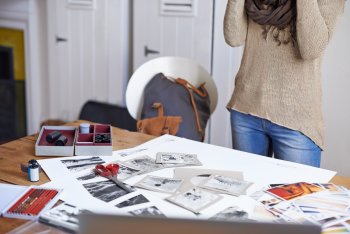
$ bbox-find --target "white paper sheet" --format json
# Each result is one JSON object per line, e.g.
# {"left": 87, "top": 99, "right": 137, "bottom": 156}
{"left": 38, "top": 135, "right": 336, "bottom": 219}
{"left": 0, "top": 183, "right": 27, "bottom": 214}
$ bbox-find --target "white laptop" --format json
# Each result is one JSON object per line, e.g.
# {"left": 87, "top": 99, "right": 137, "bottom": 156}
{"left": 78, "top": 214, "right": 321, "bottom": 234}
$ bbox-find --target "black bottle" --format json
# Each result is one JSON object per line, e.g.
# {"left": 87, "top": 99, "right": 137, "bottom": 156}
{"left": 55, "top": 135, "right": 68, "bottom": 146}
{"left": 46, "top": 131, "right": 62, "bottom": 143}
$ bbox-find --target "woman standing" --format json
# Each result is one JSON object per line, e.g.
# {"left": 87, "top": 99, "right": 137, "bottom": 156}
{"left": 224, "top": 0, "right": 345, "bottom": 167}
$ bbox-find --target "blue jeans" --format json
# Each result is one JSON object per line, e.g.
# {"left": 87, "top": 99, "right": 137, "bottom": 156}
{"left": 230, "top": 110, "right": 321, "bottom": 167}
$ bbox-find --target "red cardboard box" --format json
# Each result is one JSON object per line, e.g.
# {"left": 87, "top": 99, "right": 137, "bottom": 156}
{"left": 35, "top": 124, "right": 112, "bottom": 156}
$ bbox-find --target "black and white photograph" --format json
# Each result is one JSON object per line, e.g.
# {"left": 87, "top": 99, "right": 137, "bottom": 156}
{"left": 39, "top": 203, "right": 91, "bottom": 232}
{"left": 83, "top": 180, "right": 134, "bottom": 202}
{"left": 115, "top": 194, "right": 150, "bottom": 208}
{"left": 123, "top": 155, "right": 164, "bottom": 174}
{"left": 129, "top": 206, "right": 166, "bottom": 218}
{"left": 76, "top": 170, "right": 98, "bottom": 181}
{"left": 199, "top": 175, "right": 252, "bottom": 196}
{"left": 156, "top": 152, "right": 201, "bottom": 166}
{"left": 174, "top": 168, "right": 244, "bottom": 192}
{"left": 61, "top": 157, "right": 105, "bottom": 173}
{"left": 209, "top": 206, "right": 249, "bottom": 221}
{"left": 135, "top": 175, "right": 184, "bottom": 193}
{"left": 117, "top": 148, "right": 148, "bottom": 157}
{"left": 166, "top": 187, "right": 222, "bottom": 214}
{"left": 116, "top": 161, "right": 143, "bottom": 181}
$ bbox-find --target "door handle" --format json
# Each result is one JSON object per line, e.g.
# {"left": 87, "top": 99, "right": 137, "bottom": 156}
{"left": 144, "top": 46, "right": 159, "bottom": 57}
{"left": 56, "top": 35, "right": 68, "bottom": 43}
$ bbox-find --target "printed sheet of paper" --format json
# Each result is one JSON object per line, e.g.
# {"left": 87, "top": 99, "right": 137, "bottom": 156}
{"left": 38, "top": 134, "right": 337, "bottom": 220}
{"left": 141, "top": 135, "right": 336, "bottom": 185}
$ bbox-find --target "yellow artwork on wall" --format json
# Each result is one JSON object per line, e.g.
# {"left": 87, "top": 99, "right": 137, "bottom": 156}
{"left": 0, "top": 28, "right": 25, "bottom": 81}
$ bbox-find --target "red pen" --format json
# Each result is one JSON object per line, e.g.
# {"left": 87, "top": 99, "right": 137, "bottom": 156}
{"left": 7, "top": 188, "right": 35, "bottom": 213}
{"left": 31, "top": 190, "right": 58, "bottom": 216}
{"left": 24, "top": 189, "right": 49, "bottom": 215}
{"left": 18, "top": 189, "right": 44, "bottom": 214}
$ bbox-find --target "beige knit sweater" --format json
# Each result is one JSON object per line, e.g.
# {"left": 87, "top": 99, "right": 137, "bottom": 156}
{"left": 224, "top": 0, "right": 344, "bottom": 149}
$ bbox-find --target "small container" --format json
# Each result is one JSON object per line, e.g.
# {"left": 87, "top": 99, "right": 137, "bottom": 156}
{"left": 55, "top": 135, "right": 68, "bottom": 146}
{"left": 80, "top": 123, "right": 90, "bottom": 134}
{"left": 46, "top": 131, "right": 62, "bottom": 143}
{"left": 28, "top": 159, "right": 39, "bottom": 182}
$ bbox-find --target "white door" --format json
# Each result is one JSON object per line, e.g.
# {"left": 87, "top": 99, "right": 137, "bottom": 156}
{"left": 133, "top": 0, "right": 214, "bottom": 141}
{"left": 133, "top": 0, "right": 214, "bottom": 72}
{"left": 47, "top": 0, "right": 129, "bottom": 122}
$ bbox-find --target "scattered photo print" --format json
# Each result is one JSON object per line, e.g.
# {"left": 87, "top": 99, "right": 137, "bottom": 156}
{"left": 322, "top": 219, "right": 350, "bottom": 234}
{"left": 39, "top": 203, "right": 92, "bottom": 232}
{"left": 83, "top": 180, "right": 134, "bottom": 202}
{"left": 123, "top": 156, "right": 164, "bottom": 173}
{"left": 254, "top": 192, "right": 283, "bottom": 207}
{"left": 166, "top": 187, "right": 222, "bottom": 214}
{"left": 309, "top": 213, "right": 346, "bottom": 226}
{"left": 174, "top": 168, "right": 244, "bottom": 192}
{"left": 117, "top": 148, "right": 148, "bottom": 157}
{"left": 76, "top": 170, "right": 97, "bottom": 181}
{"left": 135, "top": 176, "right": 184, "bottom": 193}
{"left": 61, "top": 157, "right": 105, "bottom": 173}
{"left": 318, "top": 183, "right": 344, "bottom": 193}
{"left": 129, "top": 206, "right": 166, "bottom": 217}
{"left": 266, "top": 182, "right": 324, "bottom": 200}
{"left": 210, "top": 206, "right": 249, "bottom": 221}
{"left": 294, "top": 196, "right": 349, "bottom": 213}
{"left": 156, "top": 152, "right": 201, "bottom": 165}
{"left": 190, "top": 175, "right": 211, "bottom": 186}
{"left": 116, "top": 162, "right": 143, "bottom": 181}
{"left": 116, "top": 194, "right": 150, "bottom": 208}
{"left": 269, "top": 184, "right": 286, "bottom": 188}
{"left": 199, "top": 175, "right": 252, "bottom": 196}
{"left": 173, "top": 168, "right": 244, "bottom": 181}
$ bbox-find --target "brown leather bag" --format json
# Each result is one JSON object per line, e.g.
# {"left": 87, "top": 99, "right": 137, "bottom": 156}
{"left": 137, "top": 103, "right": 182, "bottom": 136}
{"left": 137, "top": 73, "right": 210, "bottom": 141}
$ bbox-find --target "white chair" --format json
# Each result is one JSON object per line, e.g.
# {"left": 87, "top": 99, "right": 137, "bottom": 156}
{"left": 126, "top": 56, "right": 218, "bottom": 121}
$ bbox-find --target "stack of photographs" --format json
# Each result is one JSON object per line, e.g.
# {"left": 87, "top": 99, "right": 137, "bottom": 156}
{"left": 251, "top": 182, "right": 350, "bottom": 233}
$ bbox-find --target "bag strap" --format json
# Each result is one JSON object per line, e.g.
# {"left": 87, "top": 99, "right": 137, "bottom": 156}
{"left": 175, "top": 78, "right": 208, "bottom": 98}
{"left": 175, "top": 78, "right": 206, "bottom": 139}
{"left": 152, "top": 102, "right": 170, "bottom": 134}
{"left": 162, "top": 117, "right": 171, "bottom": 135}
{"left": 152, "top": 102, "right": 164, "bottom": 116}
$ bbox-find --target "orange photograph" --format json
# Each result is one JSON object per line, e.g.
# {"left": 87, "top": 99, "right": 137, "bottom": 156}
{"left": 266, "top": 182, "right": 325, "bottom": 200}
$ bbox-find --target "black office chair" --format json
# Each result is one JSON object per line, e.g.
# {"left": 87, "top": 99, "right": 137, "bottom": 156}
{"left": 79, "top": 100, "right": 137, "bottom": 131}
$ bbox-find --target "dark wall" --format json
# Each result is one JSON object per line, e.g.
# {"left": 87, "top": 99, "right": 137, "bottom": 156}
{"left": 0, "top": 46, "right": 23, "bottom": 142}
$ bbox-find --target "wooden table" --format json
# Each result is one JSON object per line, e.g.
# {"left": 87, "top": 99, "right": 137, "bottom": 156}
{"left": 0, "top": 120, "right": 154, "bottom": 233}
{"left": 1, "top": 120, "right": 349, "bottom": 233}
